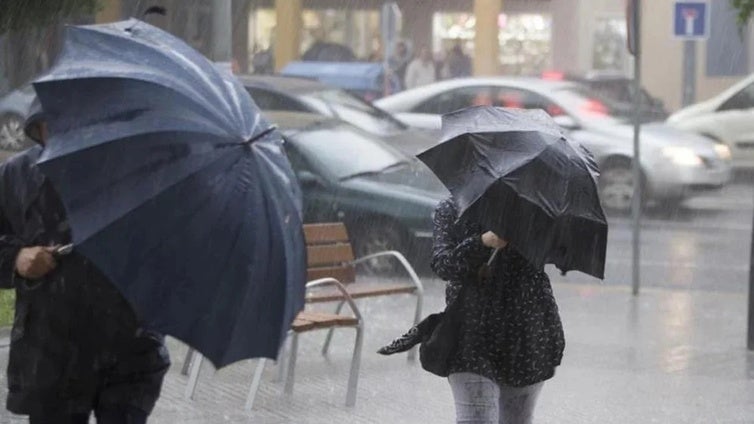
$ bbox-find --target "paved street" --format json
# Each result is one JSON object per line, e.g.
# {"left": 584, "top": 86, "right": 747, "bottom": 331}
{"left": 556, "top": 181, "right": 754, "bottom": 293}
{"left": 4, "top": 282, "right": 750, "bottom": 424}
{"left": 0, "top": 182, "right": 753, "bottom": 423}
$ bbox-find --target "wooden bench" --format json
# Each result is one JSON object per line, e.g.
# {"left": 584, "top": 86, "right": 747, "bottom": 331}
{"left": 182, "top": 222, "right": 423, "bottom": 409}
{"left": 303, "top": 222, "right": 424, "bottom": 360}
{"left": 183, "top": 276, "right": 364, "bottom": 409}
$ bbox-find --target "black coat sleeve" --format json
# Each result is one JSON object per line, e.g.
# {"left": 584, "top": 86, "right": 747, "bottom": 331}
{"left": 430, "top": 200, "right": 490, "bottom": 282}
{"left": 0, "top": 208, "right": 22, "bottom": 289}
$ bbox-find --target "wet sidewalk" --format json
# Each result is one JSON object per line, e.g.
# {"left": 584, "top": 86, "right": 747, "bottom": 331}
{"left": 2, "top": 278, "right": 753, "bottom": 423}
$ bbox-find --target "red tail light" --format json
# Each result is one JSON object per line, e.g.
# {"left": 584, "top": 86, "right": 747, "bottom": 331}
{"left": 541, "top": 70, "right": 565, "bottom": 80}
{"left": 581, "top": 99, "right": 608, "bottom": 116}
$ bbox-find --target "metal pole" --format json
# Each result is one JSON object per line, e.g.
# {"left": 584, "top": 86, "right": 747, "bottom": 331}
{"left": 746, "top": 200, "right": 754, "bottom": 351}
{"left": 212, "top": 0, "right": 232, "bottom": 63}
{"left": 682, "top": 40, "right": 697, "bottom": 106}
{"left": 631, "top": 0, "right": 642, "bottom": 296}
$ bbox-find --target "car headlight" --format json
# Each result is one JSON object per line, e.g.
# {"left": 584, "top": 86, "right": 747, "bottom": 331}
{"left": 714, "top": 143, "right": 732, "bottom": 161}
{"left": 662, "top": 146, "right": 703, "bottom": 166}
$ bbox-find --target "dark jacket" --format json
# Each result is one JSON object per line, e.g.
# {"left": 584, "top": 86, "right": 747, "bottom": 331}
{"left": 431, "top": 199, "right": 564, "bottom": 387}
{"left": 0, "top": 146, "right": 170, "bottom": 415}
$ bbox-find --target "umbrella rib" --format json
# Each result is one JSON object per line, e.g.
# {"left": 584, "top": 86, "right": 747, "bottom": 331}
{"left": 72, "top": 145, "right": 242, "bottom": 245}
{"left": 184, "top": 164, "right": 252, "bottom": 364}
{"left": 115, "top": 149, "right": 250, "bottom": 361}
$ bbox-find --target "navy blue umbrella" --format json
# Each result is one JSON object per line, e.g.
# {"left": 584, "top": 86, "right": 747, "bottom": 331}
{"left": 32, "top": 19, "right": 307, "bottom": 368}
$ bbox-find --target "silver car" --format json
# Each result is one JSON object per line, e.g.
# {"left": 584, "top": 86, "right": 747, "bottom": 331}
{"left": 0, "top": 85, "right": 36, "bottom": 161}
{"left": 376, "top": 78, "right": 732, "bottom": 212}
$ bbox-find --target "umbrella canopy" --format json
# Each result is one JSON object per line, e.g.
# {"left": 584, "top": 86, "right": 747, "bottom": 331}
{"left": 32, "top": 19, "right": 307, "bottom": 368}
{"left": 301, "top": 41, "right": 357, "bottom": 62}
{"left": 417, "top": 106, "right": 607, "bottom": 279}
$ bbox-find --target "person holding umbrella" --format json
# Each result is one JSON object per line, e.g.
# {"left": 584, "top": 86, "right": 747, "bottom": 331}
{"left": 0, "top": 101, "right": 170, "bottom": 423}
{"left": 381, "top": 107, "right": 607, "bottom": 423}
{"left": 428, "top": 198, "right": 565, "bottom": 424}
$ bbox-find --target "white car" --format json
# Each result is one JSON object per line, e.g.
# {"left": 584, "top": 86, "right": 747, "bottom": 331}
{"left": 667, "top": 73, "right": 754, "bottom": 169}
{"left": 376, "top": 77, "right": 732, "bottom": 212}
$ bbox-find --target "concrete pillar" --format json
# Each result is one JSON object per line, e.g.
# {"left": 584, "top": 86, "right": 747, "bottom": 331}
{"left": 232, "top": 0, "right": 251, "bottom": 73}
{"left": 274, "top": 0, "right": 302, "bottom": 72}
{"left": 550, "top": 0, "right": 582, "bottom": 74}
{"left": 473, "top": 0, "right": 501, "bottom": 76}
{"left": 96, "top": 0, "right": 123, "bottom": 23}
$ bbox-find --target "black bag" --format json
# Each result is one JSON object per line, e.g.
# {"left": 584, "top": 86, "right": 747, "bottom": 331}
{"left": 418, "top": 284, "right": 467, "bottom": 377}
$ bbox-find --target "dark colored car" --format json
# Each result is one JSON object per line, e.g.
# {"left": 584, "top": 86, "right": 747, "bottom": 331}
{"left": 240, "top": 74, "right": 435, "bottom": 155}
{"left": 267, "top": 111, "right": 447, "bottom": 274}
{"left": 542, "top": 70, "right": 668, "bottom": 122}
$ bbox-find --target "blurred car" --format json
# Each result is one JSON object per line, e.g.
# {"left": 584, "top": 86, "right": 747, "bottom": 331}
{"left": 541, "top": 70, "right": 668, "bottom": 122}
{"left": 376, "top": 77, "right": 732, "bottom": 212}
{"left": 667, "top": 72, "right": 754, "bottom": 169}
{"left": 240, "top": 74, "right": 435, "bottom": 155}
{"left": 279, "top": 61, "right": 401, "bottom": 102}
{"left": 0, "top": 84, "right": 36, "bottom": 161}
{"left": 267, "top": 111, "right": 447, "bottom": 273}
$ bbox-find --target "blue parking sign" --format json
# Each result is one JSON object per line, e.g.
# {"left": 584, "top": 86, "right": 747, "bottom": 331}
{"left": 674, "top": 1, "right": 709, "bottom": 39}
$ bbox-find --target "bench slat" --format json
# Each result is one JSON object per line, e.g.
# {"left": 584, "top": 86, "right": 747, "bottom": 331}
{"left": 307, "top": 244, "right": 354, "bottom": 267}
{"left": 292, "top": 311, "right": 358, "bottom": 332}
{"left": 304, "top": 223, "right": 350, "bottom": 244}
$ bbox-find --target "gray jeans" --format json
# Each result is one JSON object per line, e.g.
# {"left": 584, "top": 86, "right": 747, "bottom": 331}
{"left": 448, "top": 373, "right": 544, "bottom": 424}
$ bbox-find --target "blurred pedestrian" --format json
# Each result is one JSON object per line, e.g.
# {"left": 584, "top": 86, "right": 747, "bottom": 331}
{"left": 405, "top": 47, "right": 437, "bottom": 89}
{"left": 0, "top": 101, "right": 170, "bottom": 424}
{"left": 431, "top": 198, "right": 564, "bottom": 423}
{"left": 434, "top": 51, "right": 446, "bottom": 81}
{"left": 389, "top": 41, "right": 412, "bottom": 88}
{"left": 444, "top": 41, "right": 472, "bottom": 78}
{"left": 251, "top": 44, "right": 274, "bottom": 75}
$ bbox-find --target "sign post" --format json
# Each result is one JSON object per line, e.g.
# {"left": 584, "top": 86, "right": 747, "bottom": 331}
{"left": 627, "top": 0, "right": 642, "bottom": 296}
{"left": 381, "top": 2, "right": 402, "bottom": 96}
{"left": 673, "top": 1, "right": 710, "bottom": 106}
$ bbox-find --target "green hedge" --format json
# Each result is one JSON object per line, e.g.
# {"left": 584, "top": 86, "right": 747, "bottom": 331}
{"left": 0, "top": 290, "right": 14, "bottom": 327}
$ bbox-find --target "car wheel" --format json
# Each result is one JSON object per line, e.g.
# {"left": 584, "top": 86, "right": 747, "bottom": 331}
{"left": 599, "top": 160, "right": 641, "bottom": 213}
{"left": 0, "top": 114, "right": 30, "bottom": 153}
{"left": 351, "top": 221, "right": 406, "bottom": 276}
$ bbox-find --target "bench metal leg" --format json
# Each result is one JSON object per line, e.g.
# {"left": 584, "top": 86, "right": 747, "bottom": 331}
{"left": 273, "top": 334, "right": 290, "bottom": 383}
{"left": 181, "top": 347, "right": 195, "bottom": 376}
{"left": 184, "top": 352, "right": 204, "bottom": 400}
{"left": 283, "top": 333, "right": 300, "bottom": 395}
{"left": 244, "top": 358, "right": 267, "bottom": 411}
{"left": 408, "top": 290, "right": 424, "bottom": 362}
{"left": 345, "top": 324, "right": 364, "bottom": 407}
{"left": 322, "top": 300, "right": 346, "bottom": 356}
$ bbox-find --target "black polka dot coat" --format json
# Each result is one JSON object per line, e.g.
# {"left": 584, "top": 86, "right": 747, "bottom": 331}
{"left": 431, "top": 198, "right": 565, "bottom": 387}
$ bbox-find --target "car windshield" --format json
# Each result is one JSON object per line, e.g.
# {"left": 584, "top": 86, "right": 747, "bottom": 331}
{"left": 291, "top": 123, "right": 407, "bottom": 180}
{"left": 552, "top": 86, "right": 625, "bottom": 126}
{"left": 300, "top": 89, "right": 408, "bottom": 135}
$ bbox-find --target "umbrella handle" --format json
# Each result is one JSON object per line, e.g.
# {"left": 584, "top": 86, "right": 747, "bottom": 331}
{"left": 478, "top": 248, "right": 501, "bottom": 282}
{"left": 53, "top": 244, "right": 74, "bottom": 258}
{"left": 487, "top": 248, "right": 501, "bottom": 266}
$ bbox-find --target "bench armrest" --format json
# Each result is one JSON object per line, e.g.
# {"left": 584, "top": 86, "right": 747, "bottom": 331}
{"left": 306, "top": 278, "right": 364, "bottom": 322}
{"left": 350, "top": 251, "right": 424, "bottom": 295}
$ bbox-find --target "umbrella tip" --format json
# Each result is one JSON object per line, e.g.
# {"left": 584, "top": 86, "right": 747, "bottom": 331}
{"left": 143, "top": 6, "right": 167, "bottom": 17}
{"left": 125, "top": 5, "right": 167, "bottom": 32}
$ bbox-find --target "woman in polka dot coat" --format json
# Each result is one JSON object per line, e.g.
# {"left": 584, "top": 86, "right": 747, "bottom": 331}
{"left": 432, "top": 198, "right": 565, "bottom": 424}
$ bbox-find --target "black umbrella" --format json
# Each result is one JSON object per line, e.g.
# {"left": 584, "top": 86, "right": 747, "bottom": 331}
{"left": 301, "top": 41, "right": 356, "bottom": 62}
{"left": 417, "top": 106, "right": 607, "bottom": 279}
{"left": 33, "top": 19, "right": 307, "bottom": 368}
